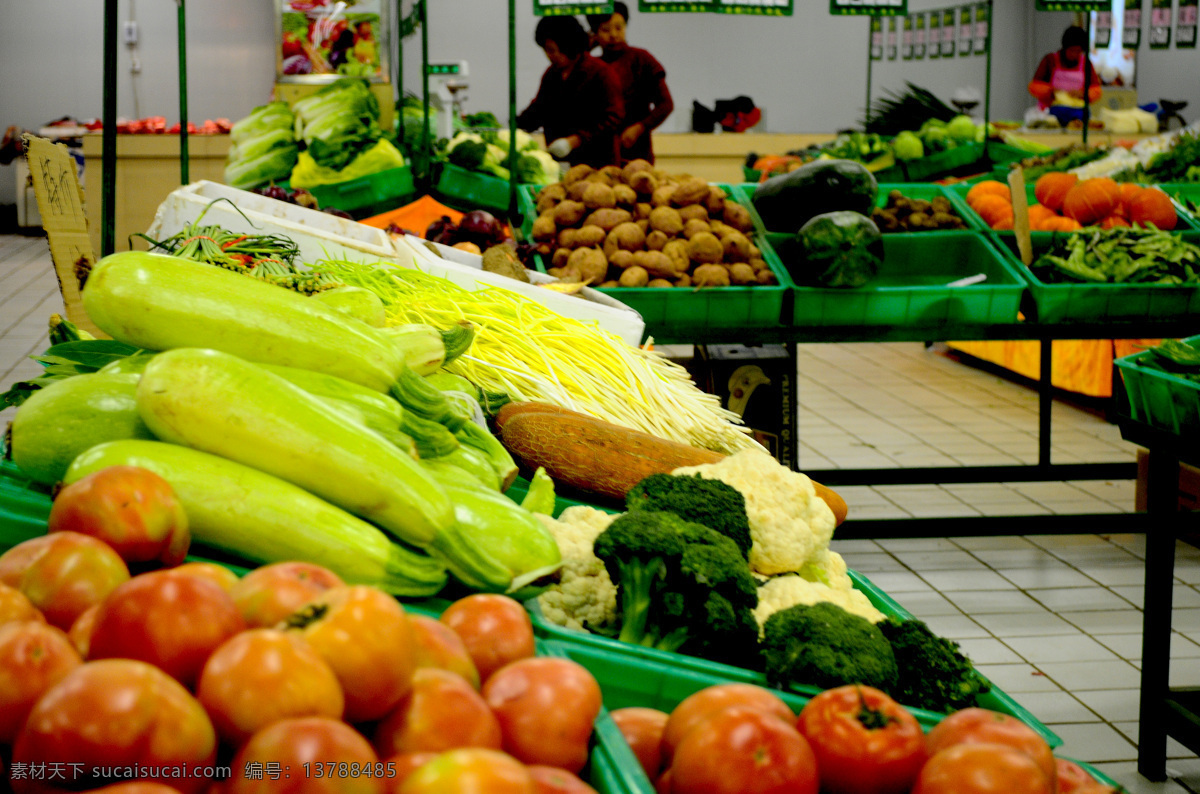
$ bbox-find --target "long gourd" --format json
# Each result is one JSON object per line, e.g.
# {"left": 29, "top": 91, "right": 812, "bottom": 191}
{"left": 64, "top": 440, "right": 448, "bottom": 596}
{"left": 136, "top": 348, "right": 511, "bottom": 590}
{"left": 82, "top": 251, "right": 470, "bottom": 391}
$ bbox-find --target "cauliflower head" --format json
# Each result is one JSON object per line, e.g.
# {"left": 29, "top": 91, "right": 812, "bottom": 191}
{"left": 673, "top": 450, "right": 837, "bottom": 576}
{"left": 534, "top": 506, "right": 618, "bottom": 632}
{"left": 753, "top": 574, "right": 886, "bottom": 632}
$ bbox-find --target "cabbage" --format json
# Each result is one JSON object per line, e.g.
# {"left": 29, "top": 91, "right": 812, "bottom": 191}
{"left": 289, "top": 138, "right": 406, "bottom": 189}
{"left": 892, "top": 131, "right": 924, "bottom": 161}
{"left": 947, "top": 115, "right": 978, "bottom": 142}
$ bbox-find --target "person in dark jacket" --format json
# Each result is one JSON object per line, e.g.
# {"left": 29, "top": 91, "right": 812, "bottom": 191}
{"left": 517, "top": 15, "right": 624, "bottom": 169}
{"left": 587, "top": 2, "right": 674, "bottom": 165}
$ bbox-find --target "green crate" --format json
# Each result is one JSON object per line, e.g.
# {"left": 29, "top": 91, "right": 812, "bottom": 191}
{"left": 1115, "top": 334, "right": 1200, "bottom": 439}
{"left": 289, "top": 166, "right": 414, "bottom": 218}
{"left": 0, "top": 460, "right": 52, "bottom": 542}
{"left": 901, "top": 142, "right": 986, "bottom": 182}
{"left": 742, "top": 166, "right": 762, "bottom": 183}
{"left": 768, "top": 231, "right": 1027, "bottom": 328}
{"left": 992, "top": 233, "right": 1200, "bottom": 324}
{"left": 435, "top": 162, "right": 517, "bottom": 214}
{"left": 1163, "top": 183, "right": 1200, "bottom": 227}
{"left": 873, "top": 183, "right": 981, "bottom": 233}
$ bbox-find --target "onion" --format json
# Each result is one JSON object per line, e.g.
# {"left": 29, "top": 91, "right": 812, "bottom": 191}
{"left": 457, "top": 210, "right": 505, "bottom": 248}
{"left": 425, "top": 215, "right": 458, "bottom": 244}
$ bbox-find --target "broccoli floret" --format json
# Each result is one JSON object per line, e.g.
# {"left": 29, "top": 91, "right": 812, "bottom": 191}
{"left": 464, "top": 111, "right": 501, "bottom": 129}
{"left": 761, "top": 601, "right": 898, "bottom": 692}
{"left": 879, "top": 618, "right": 989, "bottom": 714}
{"left": 593, "top": 510, "right": 758, "bottom": 666}
{"left": 626, "top": 473, "right": 753, "bottom": 559}
{"left": 447, "top": 137, "right": 488, "bottom": 171}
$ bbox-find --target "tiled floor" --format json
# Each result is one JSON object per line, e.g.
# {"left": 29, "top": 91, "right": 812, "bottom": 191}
{"left": 2, "top": 232, "right": 1199, "bottom": 792}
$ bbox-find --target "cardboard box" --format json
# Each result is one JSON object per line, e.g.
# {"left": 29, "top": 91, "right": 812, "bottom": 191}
{"left": 1135, "top": 447, "right": 1200, "bottom": 513}
{"left": 688, "top": 344, "right": 796, "bottom": 469}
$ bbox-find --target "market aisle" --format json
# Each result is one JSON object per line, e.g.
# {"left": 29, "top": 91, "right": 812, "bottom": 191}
{"left": 1, "top": 234, "right": 1197, "bottom": 791}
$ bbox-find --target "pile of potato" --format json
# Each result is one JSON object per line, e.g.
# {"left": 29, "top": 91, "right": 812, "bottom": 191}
{"left": 530, "top": 160, "right": 777, "bottom": 288}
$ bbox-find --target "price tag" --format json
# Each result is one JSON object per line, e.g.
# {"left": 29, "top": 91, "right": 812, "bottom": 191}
{"left": 887, "top": 16, "right": 899, "bottom": 59}
{"left": 974, "top": 3, "right": 989, "bottom": 53}
{"left": 1149, "top": 0, "right": 1172, "bottom": 48}
{"left": 959, "top": 6, "right": 974, "bottom": 56}
{"left": 829, "top": 0, "right": 906, "bottom": 15}
{"left": 1179, "top": 0, "right": 1198, "bottom": 47}
{"left": 941, "top": 9, "right": 956, "bottom": 56}
{"left": 1095, "top": 10, "right": 1113, "bottom": 46}
{"left": 915, "top": 12, "right": 926, "bottom": 58}
{"left": 535, "top": 0, "right": 613, "bottom": 14}
{"left": 1125, "top": 0, "right": 1143, "bottom": 47}
{"left": 871, "top": 16, "right": 884, "bottom": 59}
{"left": 1035, "top": 0, "right": 1111, "bottom": 10}
{"left": 929, "top": 11, "right": 940, "bottom": 58}
{"left": 902, "top": 14, "right": 914, "bottom": 58}
{"left": 639, "top": 0, "right": 792, "bottom": 14}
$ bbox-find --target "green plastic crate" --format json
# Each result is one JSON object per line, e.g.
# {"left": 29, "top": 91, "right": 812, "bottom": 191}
{"left": 992, "top": 232, "right": 1200, "bottom": 324}
{"left": 435, "top": 162, "right": 517, "bottom": 214}
{"left": 767, "top": 231, "right": 1027, "bottom": 328}
{"left": 1163, "top": 183, "right": 1200, "bottom": 227}
{"left": 1115, "top": 334, "right": 1200, "bottom": 439}
{"left": 288, "top": 165, "right": 414, "bottom": 218}
{"left": 873, "top": 183, "right": 979, "bottom": 233}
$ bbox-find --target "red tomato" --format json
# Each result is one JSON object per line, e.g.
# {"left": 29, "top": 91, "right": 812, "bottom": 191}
{"left": 47, "top": 466, "right": 190, "bottom": 567}
{"left": 90, "top": 785, "right": 185, "bottom": 794}
{"left": 88, "top": 570, "right": 245, "bottom": 688}
{"left": 526, "top": 766, "right": 599, "bottom": 794}
{"left": 0, "top": 581, "right": 45, "bottom": 626}
{"left": 373, "top": 667, "right": 501, "bottom": 757}
{"left": 284, "top": 585, "right": 416, "bottom": 723}
{"left": 925, "top": 707, "right": 1056, "bottom": 790}
{"left": 0, "top": 532, "right": 130, "bottom": 630}
{"left": 170, "top": 562, "right": 240, "bottom": 593}
{"left": 661, "top": 684, "right": 794, "bottom": 766}
{"left": 439, "top": 594, "right": 534, "bottom": 684}
{"left": 409, "top": 614, "right": 481, "bottom": 690}
{"left": 398, "top": 748, "right": 534, "bottom": 794}
{"left": 11, "top": 659, "right": 217, "bottom": 794}
{"left": 482, "top": 657, "right": 601, "bottom": 773}
{"left": 0, "top": 621, "right": 82, "bottom": 743}
{"left": 795, "top": 685, "right": 926, "bottom": 794}
{"left": 380, "top": 752, "right": 438, "bottom": 793}
{"left": 1056, "top": 757, "right": 1095, "bottom": 794}
{"left": 231, "top": 561, "right": 344, "bottom": 628}
{"left": 197, "top": 628, "right": 345, "bottom": 746}
{"left": 654, "top": 770, "right": 671, "bottom": 794}
{"left": 669, "top": 706, "right": 819, "bottom": 794}
{"left": 609, "top": 707, "right": 669, "bottom": 780}
{"left": 228, "top": 717, "right": 380, "bottom": 794}
{"left": 67, "top": 602, "right": 101, "bottom": 658}
{"left": 912, "top": 742, "right": 1053, "bottom": 794}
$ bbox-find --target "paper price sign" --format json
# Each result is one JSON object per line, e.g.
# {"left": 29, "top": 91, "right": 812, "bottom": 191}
{"left": 902, "top": 14, "right": 914, "bottom": 58}
{"left": 915, "top": 12, "right": 926, "bottom": 58}
{"left": 1149, "top": 0, "right": 1171, "bottom": 48}
{"left": 929, "top": 11, "right": 940, "bottom": 58}
{"left": 941, "top": 9, "right": 956, "bottom": 56}
{"left": 1179, "top": 0, "right": 1198, "bottom": 48}
{"left": 871, "top": 16, "right": 884, "bottom": 59}
{"left": 641, "top": 0, "right": 792, "bottom": 13}
{"left": 829, "top": 0, "right": 907, "bottom": 16}
{"left": 888, "top": 16, "right": 899, "bottom": 59}
{"left": 1035, "top": 0, "right": 1111, "bottom": 10}
{"left": 974, "top": 2, "right": 988, "bottom": 53}
{"left": 959, "top": 6, "right": 973, "bottom": 56}
{"left": 1125, "top": 0, "right": 1143, "bottom": 47}
{"left": 1095, "top": 10, "right": 1113, "bottom": 46}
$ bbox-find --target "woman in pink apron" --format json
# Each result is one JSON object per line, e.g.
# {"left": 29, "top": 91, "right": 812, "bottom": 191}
{"left": 1028, "top": 27, "right": 1102, "bottom": 110}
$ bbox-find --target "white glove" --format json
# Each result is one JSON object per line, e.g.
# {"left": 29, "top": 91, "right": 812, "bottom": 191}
{"left": 547, "top": 137, "right": 574, "bottom": 158}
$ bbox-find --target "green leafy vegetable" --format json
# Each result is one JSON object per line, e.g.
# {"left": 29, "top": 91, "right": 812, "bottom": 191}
{"left": 793, "top": 210, "right": 884, "bottom": 288}
{"left": 1030, "top": 227, "right": 1200, "bottom": 285}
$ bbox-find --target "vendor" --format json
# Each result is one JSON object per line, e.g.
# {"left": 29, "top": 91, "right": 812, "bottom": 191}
{"left": 517, "top": 15, "right": 624, "bottom": 169}
{"left": 1028, "top": 26, "right": 1102, "bottom": 110}
{"left": 586, "top": 3, "right": 674, "bottom": 165}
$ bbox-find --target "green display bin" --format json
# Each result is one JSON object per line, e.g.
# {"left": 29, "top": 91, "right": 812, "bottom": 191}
{"left": 900, "top": 142, "right": 985, "bottom": 182}
{"left": 873, "top": 183, "right": 981, "bottom": 233}
{"left": 742, "top": 165, "right": 762, "bottom": 183}
{"left": 767, "top": 231, "right": 1027, "bottom": 328}
{"left": 435, "top": 162, "right": 516, "bottom": 214}
{"left": 0, "top": 460, "right": 53, "bottom": 542}
{"left": 1163, "top": 183, "right": 1200, "bottom": 227}
{"left": 1115, "top": 334, "right": 1200, "bottom": 439}
{"left": 992, "top": 233, "right": 1200, "bottom": 323}
{"left": 289, "top": 165, "right": 414, "bottom": 219}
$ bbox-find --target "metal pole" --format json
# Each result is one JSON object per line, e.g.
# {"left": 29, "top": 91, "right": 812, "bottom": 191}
{"left": 1082, "top": 10, "right": 1092, "bottom": 147}
{"left": 177, "top": 0, "right": 189, "bottom": 184}
{"left": 865, "top": 18, "right": 874, "bottom": 129}
{"left": 395, "top": 0, "right": 403, "bottom": 112}
{"left": 508, "top": 0, "right": 518, "bottom": 217}
{"left": 102, "top": 0, "right": 118, "bottom": 257}
{"left": 420, "top": 0, "right": 430, "bottom": 193}
{"left": 982, "top": 0, "right": 993, "bottom": 164}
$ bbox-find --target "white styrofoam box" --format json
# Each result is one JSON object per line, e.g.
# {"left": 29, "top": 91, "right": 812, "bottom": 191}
{"left": 146, "top": 181, "right": 396, "bottom": 265}
{"left": 393, "top": 235, "right": 646, "bottom": 347}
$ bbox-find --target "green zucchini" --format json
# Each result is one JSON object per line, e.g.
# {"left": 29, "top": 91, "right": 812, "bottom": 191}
{"left": 136, "top": 348, "right": 510, "bottom": 590}
{"left": 10, "top": 372, "right": 155, "bottom": 485}
{"left": 82, "top": 251, "right": 472, "bottom": 392}
{"left": 432, "top": 444, "right": 501, "bottom": 491}
{"left": 309, "top": 286, "right": 388, "bottom": 327}
{"left": 751, "top": 158, "right": 879, "bottom": 233}
{"left": 455, "top": 421, "right": 519, "bottom": 491}
{"left": 64, "top": 440, "right": 447, "bottom": 596}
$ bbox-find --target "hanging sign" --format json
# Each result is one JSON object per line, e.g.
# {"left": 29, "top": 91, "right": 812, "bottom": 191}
{"left": 941, "top": 9, "right": 957, "bottom": 56}
{"left": 399, "top": 0, "right": 421, "bottom": 37}
{"left": 973, "top": 2, "right": 989, "bottom": 53}
{"left": 278, "top": 0, "right": 387, "bottom": 82}
{"left": 959, "top": 6, "right": 974, "bottom": 56}
{"left": 902, "top": 14, "right": 915, "bottom": 58}
{"left": 871, "top": 16, "right": 885, "bottom": 59}
{"left": 829, "top": 0, "right": 907, "bottom": 16}
{"left": 1095, "top": 9, "right": 1113, "bottom": 46}
{"left": 1178, "top": 0, "right": 1198, "bottom": 47}
{"left": 915, "top": 12, "right": 927, "bottom": 58}
{"left": 536, "top": 0, "right": 613, "bottom": 14}
{"left": 640, "top": 0, "right": 792, "bottom": 13}
{"left": 1125, "top": 0, "right": 1144, "bottom": 47}
{"left": 928, "top": 11, "right": 940, "bottom": 58}
{"left": 1149, "top": 0, "right": 1172, "bottom": 48}
{"left": 888, "top": 16, "right": 899, "bottom": 59}
{"left": 1035, "top": 0, "right": 1110, "bottom": 10}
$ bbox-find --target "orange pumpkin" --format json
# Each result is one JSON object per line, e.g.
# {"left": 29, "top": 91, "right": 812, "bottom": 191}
{"left": 1062, "top": 178, "right": 1120, "bottom": 226}
{"left": 1027, "top": 204, "right": 1058, "bottom": 228}
{"left": 1100, "top": 215, "right": 1131, "bottom": 229}
{"left": 966, "top": 180, "right": 1012, "bottom": 208}
{"left": 972, "top": 194, "right": 1013, "bottom": 228}
{"left": 1041, "top": 216, "right": 1083, "bottom": 232}
{"left": 1128, "top": 187, "right": 1177, "bottom": 230}
{"left": 1034, "top": 172, "right": 1078, "bottom": 212}
{"left": 1117, "top": 183, "right": 1144, "bottom": 216}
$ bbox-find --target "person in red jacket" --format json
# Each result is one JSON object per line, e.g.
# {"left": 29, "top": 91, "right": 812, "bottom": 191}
{"left": 517, "top": 15, "right": 624, "bottom": 169}
{"left": 586, "top": 2, "right": 674, "bottom": 165}
{"left": 1028, "top": 26, "right": 1102, "bottom": 111}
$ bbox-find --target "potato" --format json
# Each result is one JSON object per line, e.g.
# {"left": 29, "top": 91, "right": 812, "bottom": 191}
{"left": 552, "top": 247, "right": 572, "bottom": 268}
{"left": 662, "top": 239, "right": 690, "bottom": 272}
{"left": 605, "top": 222, "right": 646, "bottom": 255}
{"left": 723, "top": 200, "right": 754, "bottom": 232}
{"left": 618, "top": 266, "right": 650, "bottom": 287}
{"left": 562, "top": 164, "right": 594, "bottom": 186}
{"left": 748, "top": 257, "right": 768, "bottom": 272}
{"left": 535, "top": 184, "right": 567, "bottom": 214}
{"left": 531, "top": 213, "right": 558, "bottom": 242}
{"left": 620, "top": 158, "right": 653, "bottom": 184}
{"left": 648, "top": 206, "right": 684, "bottom": 236}
{"left": 636, "top": 219, "right": 650, "bottom": 235}
{"left": 647, "top": 278, "right": 674, "bottom": 288}
{"left": 674, "top": 272, "right": 692, "bottom": 287}
{"left": 564, "top": 247, "right": 608, "bottom": 284}
{"left": 600, "top": 279, "right": 621, "bottom": 288}
{"left": 609, "top": 249, "right": 636, "bottom": 269}
{"left": 757, "top": 268, "right": 778, "bottom": 286}
{"left": 554, "top": 200, "right": 587, "bottom": 227}
{"left": 582, "top": 182, "right": 617, "bottom": 211}
{"left": 634, "top": 250, "right": 679, "bottom": 280}
{"left": 728, "top": 263, "right": 757, "bottom": 285}
{"left": 572, "top": 224, "right": 607, "bottom": 249}
{"left": 535, "top": 242, "right": 553, "bottom": 256}
{"left": 721, "top": 231, "right": 753, "bottom": 262}
{"left": 678, "top": 204, "right": 709, "bottom": 224}
{"left": 567, "top": 181, "right": 591, "bottom": 202}
{"left": 650, "top": 168, "right": 671, "bottom": 183}
{"left": 583, "top": 207, "right": 632, "bottom": 232}
{"left": 692, "top": 263, "right": 730, "bottom": 287}
{"left": 634, "top": 202, "right": 653, "bottom": 221}
{"left": 671, "top": 178, "right": 710, "bottom": 207}
{"left": 612, "top": 184, "right": 638, "bottom": 207}
{"left": 585, "top": 170, "right": 614, "bottom": 186}
{"left": 705, "top": 186, "right": 728, "bottom": 217}
{"left": 547, "top": 266, "right": 566, "bottom": 278}
{"left": 683, "top": 219, "right": 712, "bottom": 240}
{"left": 650, "top": 185, "right": 676, "bottom": 208}
{"left": 600, "top": 165, "right": 624, "bottom": 183}
{"left": 645, "top": 230, "right": 670, "bottom": 251}
{"left": 627, "top": 170, "right": 658, "bottom": 196}
{"left": 709, "top": 220, "right": 737, "bottom": 239}
{"left": 748, "top": 243, "right": 762, "bottom": 259}
{"left": 688, "top": 232, "right": 724, "bottom": 264}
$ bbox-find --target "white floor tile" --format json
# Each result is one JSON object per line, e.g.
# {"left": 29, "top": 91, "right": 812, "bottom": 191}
{"left": 1087, "top": 762, "right": 1197, "bottom": 794}
{"left": 1003, "top": 633, "right": 1122, "bottom": 664}
{"left": 1061, "top": 610, "right": 1151, "bottom": 635}
{"left": 943, "top": 590, "right": 1047, "bottom": 615}
{"left": 954, "top": 637, "right": 1025, "bottom": 665}
{"left": 919, "top": 569, "right": 1019, "bottom": 592}
{"left": 1071, "top": 688, "right": 1143, "bottom": 722}
{"left": 974, "top": 662, "right": 1065, "bottom": 693}
{"left": 1025, "top": 691, "right": 1101, "bottom": 724}
{"left": 971, "top": 610, "right": 1080, "bottom": 638}
{"left": 1051, "top": 721, "right": 1140, "bottom": 763}
{"left": 1029, "top": 587, "right": 1139, "bottom": 612}
{"left": 1035, "top": 660, "right": 1142, "bottom": 691}
{"left": 1001, "top": 567, "right": 1100, "bottom": 589}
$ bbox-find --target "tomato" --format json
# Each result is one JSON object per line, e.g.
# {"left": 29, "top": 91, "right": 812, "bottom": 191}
{"left": 197, "top": 628, "right": 345, "bottom": 745}
{"left": 526, "top": 766, "right": 598, "bottom": 794}
{"left": 654, "top": 770, "right": 671, "bottom": 794}
{"left": 11, "top": 659, "right": 217, "bottom": 794}
{"left": 1071, "top": 786, "right": 1120, "bottom": 794}
{"left": 0, "top": 532, "right": 130, "bottom": 630}
{"left": 90, "top": 785, "right": 186, "bottom": 794}
{"left": 171, "top": 562, "right": 240, "bottom": 593}
{"left": 284, "top": 585, "right": 416, "bottom": 723}
{"left": 47, "top": 466, "right": 190, "bottom": 567}
{"left": 0, "top": 621, "right": 82, "bottom": 744}
{"left": 669, "top": 706, "right": 819, "bottom": 794}
{"left": 380, "top": 753, "right": 438, "bottom": 793}
{"left": 439, "top": 595, "right": 534, "bottom": 684}
{"left": 912, "top": 742, "right": 1053, "bottom": 794}
{"left": 608, "top": 707, "right": 669, "bottom": 780}
{"left": 482, "top": 657, "right": 601, "bottom": 773}
{"left": 0, "top": 581, "right": 45, "bottom": 626}
{"left": 373, "top": 667, "right": 501, "bottom": 757}
{"left": 795, "top": 685, "right": 926, "bottom": 794}
{"left": 67, "top": 602, "right": 101, "bottom": 657}
{"left": 661, "top": 684, "right": 794, "bottom": 766}
{"left": 398, "top": 748, "right": 535, "bottom": 794}
{"left": 1056, "top": 757, "right": 1095, "bottom": 794}
{"left": 409, "top": 614, "right": 481, "bottom": 689}
{"left": 88, "top": 570, "right": 245, "bottom": 688}
{"left": 228, "top": 717, "right": 380, "bottom": 794}
{"left": 925, "top": 707, "right": 1056, "bottom": 789}
{"left": 231, "top": 561, "right": 344, "bottom": 629}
